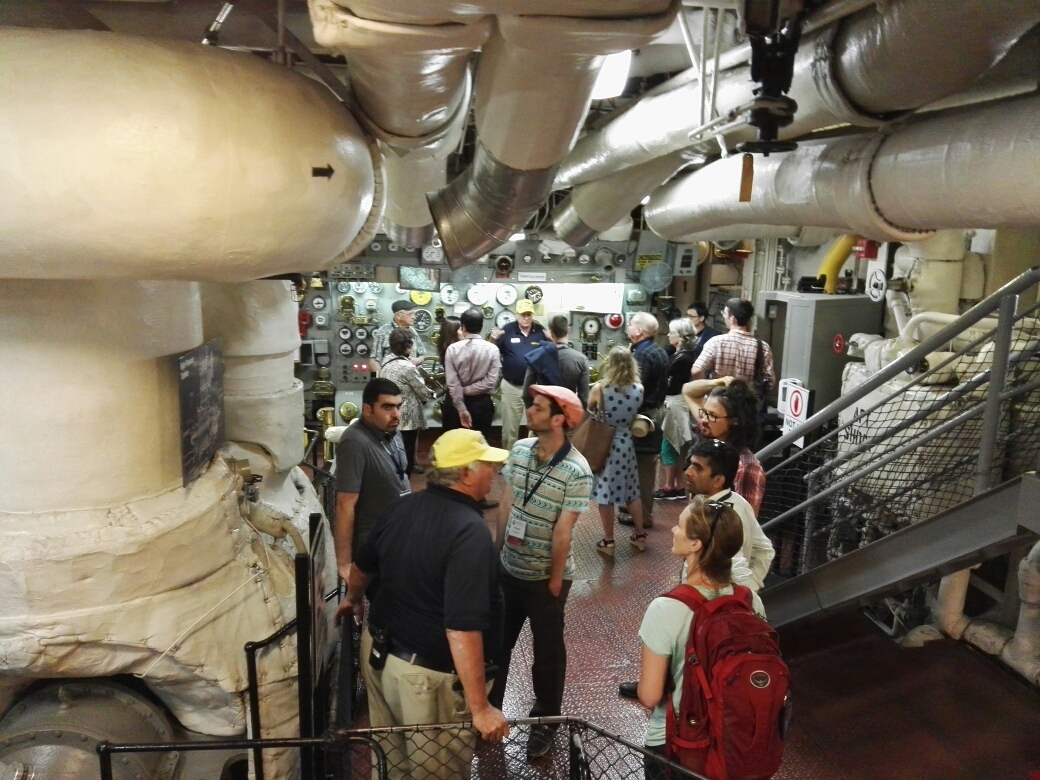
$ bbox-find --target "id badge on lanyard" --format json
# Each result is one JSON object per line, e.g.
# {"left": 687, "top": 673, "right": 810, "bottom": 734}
{"left": 505, "top": 512, "right": 526, "bottom": 548}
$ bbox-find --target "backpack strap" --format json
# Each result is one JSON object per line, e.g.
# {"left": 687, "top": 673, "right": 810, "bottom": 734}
{"left": 661, "top": 583, "right": 709, "bottom": 612}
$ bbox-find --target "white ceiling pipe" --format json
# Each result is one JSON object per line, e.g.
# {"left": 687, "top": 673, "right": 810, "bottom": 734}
{"left": 0, "top": 29, "right": 375, "bottom": 282}
{"left": 309, "top": 3, "right": 489, "bottom": 246}
{"left": 646, "top": 93, "right": 1040, "bottom": 242}
{"left": 671, "top": 226, "right": 840, "bottom": 245}
{"left": 554, "top": 151, "right": 691, "bottom": 247}
{"left": 429, "top": 7, "right": 676, "bottom": 266}
{"left": 555, "top": 0, "right": 1040, "bottom": 188}
{"left": 338, "top": 0, "right": 661, "bottom": 25}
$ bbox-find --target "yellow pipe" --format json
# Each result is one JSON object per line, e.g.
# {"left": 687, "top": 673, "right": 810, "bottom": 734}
{"left": 817, "top": 234, "right": 859, "bottom": 293}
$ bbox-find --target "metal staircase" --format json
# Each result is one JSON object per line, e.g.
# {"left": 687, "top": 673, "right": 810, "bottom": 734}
{"left": 756, "top": 268, "right": 1040, "bottom": 629}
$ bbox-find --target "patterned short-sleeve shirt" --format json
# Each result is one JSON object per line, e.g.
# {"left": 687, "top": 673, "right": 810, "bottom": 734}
{"left": 500, "top": 438, "right": 593, "bottom": 581}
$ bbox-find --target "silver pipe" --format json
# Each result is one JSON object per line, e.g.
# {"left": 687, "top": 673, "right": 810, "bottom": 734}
{"left": 383, "top": 222, "right": 435, "bottom": 249}
{"left": 708, "top": 7, "right": 725, "bottom": 121}
{"left": 974, "top": 295, "right": 1017, "bottom": 493}
{"left": 677, "top": 9, "right": 701, "bottom": 74}
{"left": 698, "top": 7, "right": 710, "bottom": 126}
{"left": 757, "top": 267, "right": 1040, "bottom": 460}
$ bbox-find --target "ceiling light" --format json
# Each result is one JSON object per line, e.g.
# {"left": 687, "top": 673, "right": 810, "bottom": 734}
{"left": 591, "top": 50, "right": 632, "bottom": 100}
{"left": 510, "top": 232, "right": 526, "bottom": 241}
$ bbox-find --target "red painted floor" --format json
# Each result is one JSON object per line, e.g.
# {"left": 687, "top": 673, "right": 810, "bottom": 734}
{"left": 388, "top": 435, "right": 1040, "bottom": 780}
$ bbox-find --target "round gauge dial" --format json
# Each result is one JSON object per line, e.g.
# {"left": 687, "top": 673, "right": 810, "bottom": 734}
{"left": 314, "top": 314, "right": 328, "bottom": 327}
{"left": 578, "top": 253, "right": 592, "bottom": 265}
{"left": 524, "top": 285, "right": 544, "bottom": 304}
{"left": 338, "top": 327, "right": 352, "bottom": 340}
{"left": 311, "top": 296, "right": 326, "bottom": 310}
{"left": 466, "top": 285, "right": 489, "bottom": 305}
{"left": 410, "top": 290, "right": 433, "bottom": 306}
{"left": 582, "top": 316, "right": 601, "bottom": 337}
{"left": 368, "top": 283, "right": 383, "bottom": 294}
{"left": 337, "top": 282, "right": 350, "bottom": 293}
{"left": 594, "top": 247, "right": 614, "bottom": 264}
{"left": 496, "top": 284, "right": 518, "bottom": 306}
{"left": 351, "top": 282, "right": 368, "bottom": 294}
{"left": 439, "top": 284, "right": 459, "bottom": 305}
{"left": 496, "top": 310, "right": 516, "bottom": 328}
{"left": 354, "top": 327, "right": 369, "bottom": 340}
{"left": 356, "top": 343, "right": 370, "bottom": 356}
{"left": 605, "top": 313, "right": 624, "bottom": 329}
{"left": 482, "top": 305, "right": 495, "bottom": 319}
{"left": 339, "top": 343, "right": 353, "bottom": 356}
{"left": 365, "top": 298, "right": 378, "bottom": 311}
{"left": 395, "top": 284, "right": 407, "bottom": 294}
{"left": 422, "top": 244, "right": 445, "bottom": 264}
{"left": 413, "top": 309, "right": 433, "bottom": 332}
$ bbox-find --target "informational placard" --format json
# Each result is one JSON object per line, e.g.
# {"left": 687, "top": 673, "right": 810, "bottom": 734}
{"left": 781, "top": 383, "right": 813, "bottom": 448}
{"left": 178, "top": 340, "right": 225, "bottom": 486}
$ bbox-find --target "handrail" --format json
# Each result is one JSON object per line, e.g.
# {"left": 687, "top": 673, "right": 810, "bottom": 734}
{"left": 757, "top": 266, "right": 1040, "bottom": 460}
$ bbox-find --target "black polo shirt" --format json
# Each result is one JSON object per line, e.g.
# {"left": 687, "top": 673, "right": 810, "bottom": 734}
{"left": 355, "top": 483, "right": 503, "bottom": 671}
{"left": 497, "top": 320, "right": 547, "bottom": 385}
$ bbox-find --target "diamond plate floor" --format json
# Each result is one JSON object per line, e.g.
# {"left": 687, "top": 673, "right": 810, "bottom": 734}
{"left": 397, "top": 435, "right": 1040, "bottom": 779}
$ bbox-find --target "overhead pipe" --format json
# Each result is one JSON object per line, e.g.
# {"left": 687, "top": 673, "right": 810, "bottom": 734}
{"left": 308, "top": 1, "right": 489, "bottom": 246}
{"left": 0, "top": 28, "right": 375, "bottom": 282}
{"left": 1003, "top": 541, "right": 1040, "bottom": 685}
{"left": 645, "top": 93, "right": 1040, "bottom": 242}
{"left": 554, "top": 0, "right": 1040, "bottom": 188}
{"left": 671, "top": 225, "right": 839, "bottom": 245}
{"left": 816, "top": 234, "right": 858, "bottom": 294}
{"left": 428, "top": 7, "right": 676, "bottom": 267}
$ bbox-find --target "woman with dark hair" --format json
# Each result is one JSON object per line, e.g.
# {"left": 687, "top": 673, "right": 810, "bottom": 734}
{"left": 378, "top": 328, "right": 431, "bottom": 475}
{"left": 635, "top": 494, "right": 765, "bottom": 779}
{"left": 435, "top": 315, "right": 463, "bottom": 427}
{"left": 680, "top": 378, "right": 766, "bottom": 515}
{"left": 656, "top": 319, "right": 698, "bottom": 500}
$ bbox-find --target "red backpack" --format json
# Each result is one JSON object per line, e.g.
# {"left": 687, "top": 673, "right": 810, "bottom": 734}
{"left": 663, "top": 584, "right": 791, "bottom": 780}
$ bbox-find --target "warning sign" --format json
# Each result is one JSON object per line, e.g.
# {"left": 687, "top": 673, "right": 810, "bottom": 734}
{"left": 782, "top": 385, "right": 813, "bottom": 448}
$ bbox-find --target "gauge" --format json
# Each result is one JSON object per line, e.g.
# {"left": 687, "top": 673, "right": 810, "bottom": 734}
{"left": 337, "top": 282, "right": 350, "bottom": 293}
{"left": 395, "top": 284, "right": 407, "bottom": 294}
{"left": 482, "top": 305, "right": 495, "bottom": 319}
{"left": 496, "top": 284, "right": 518, "bottom": 306}
{"left": 410, "top": 290, "right": 433, "bottom": 306}
{"left": 387, "top": 243, "right": 398, "bottom": 251}
{"left": 338, "top": 327, "right": 352, "bottom": 340}
{"left": 354, "top": 327, "right": 369, "bottom": 340}
{"left": 605, "top": 313, "right": 624, "bottom": 329}
{"left": 311, "top": 296, "right": 326, "bottom": 310}
{"left": 314, "top": 314, "right": 328, "bottom": 327}
{"left": 439, "top": 284, "right": 459, "bottom": 305}
{"left": 368, "top": 282, "right": 383, "bottom": 294}
{"left": 370, "top": 242, "right": 382, "bottom": 252}
{"left": 413, "top": 309, "right": 433, "bottom": 332}
{"left": 339, "top": 343, "right": 353, "bottom": 356}
{"left": 524, "top": 285, "right": 544, "bottom": 304}
{"left": 582, "top": 316, "right": 601, "bottom": 337}
{"left": 422, "top": 244, "right": 445, "bottom": 264}
{"left": 356, "top": 343, "right": 370, "bottom": 356}
{"left": 466, "top": 285, "right": 489, "bottom": 305}
{"left": 496, "top": 310, "right": 516, "bottom": 328}
{"left": 365, "top": 298, "right": 378, "bottom": 311}
{"left": 521, "top": 253, "right": 534, "bottom": 264}
{"left": 577, "top": 253, "right": 592, "bottom": 265}
{"left": 594, "top": 247, "right": 614, "bottom": 265}
{"left": 351, "top": 282, "right": 368, "bottom": 294}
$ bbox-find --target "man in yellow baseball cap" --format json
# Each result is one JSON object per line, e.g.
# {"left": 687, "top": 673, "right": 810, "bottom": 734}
{"left": 431, "top": 428, "right": 510, "bottom": 469}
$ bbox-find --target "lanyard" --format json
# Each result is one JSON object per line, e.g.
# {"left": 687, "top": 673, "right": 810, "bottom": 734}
{"left": 379, "top": 435, "right": 407, "bottom": 482}
{"left": 521, "top": 441, "right": 572, "bottom": 507}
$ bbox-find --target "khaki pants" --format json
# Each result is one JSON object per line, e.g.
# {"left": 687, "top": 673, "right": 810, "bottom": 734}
{"left": 361, "top": 628, "right": 477, "bottom": 780}
{"left": 500, "top": 380, "right": 526, "bottom": 452}
{"left": 636, "top": 451, "right": 658, "bottom": 523}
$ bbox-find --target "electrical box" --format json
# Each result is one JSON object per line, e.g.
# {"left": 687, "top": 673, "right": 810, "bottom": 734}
{"left": 756, "top": 291, "right": 882, "bottom": 408}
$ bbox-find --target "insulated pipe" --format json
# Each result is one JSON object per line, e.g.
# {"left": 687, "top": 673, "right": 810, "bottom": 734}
{"left": 553, "top": 151, "right": 690, "bottom": 247}
{"left": 555, "top": 0, "right": 1040, "bottom": 188}
{"left": 1003, "top": 541, "right": 1040, "bottom": 685}
{"left": 308, "top": 2, "right": 489, "bottom": 244}
{"left": 429, "top": 8, "right": 676, "bottom": 266}
{"left": 671, "top": 226, "right": 839, "bottom": 245}
{"left": 817, "top": 234, "right": 858, "bottom": 294}
{"left": 645, "top": 93, "right": 1040, "bottom": 242}
{"left": 900, "top": 312, "right": 999, "bottom": 343}
{"left": 0, "top": 29, "right": 375, "bottom": 282}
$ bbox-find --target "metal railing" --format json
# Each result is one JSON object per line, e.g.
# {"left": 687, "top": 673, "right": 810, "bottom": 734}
{"left": 757, "top": 267, "right": 1040, "bottom": 578}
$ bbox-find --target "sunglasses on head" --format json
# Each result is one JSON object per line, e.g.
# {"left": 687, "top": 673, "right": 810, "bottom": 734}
{"left": 704, "top": 499, "right": 727, "bottom": 542}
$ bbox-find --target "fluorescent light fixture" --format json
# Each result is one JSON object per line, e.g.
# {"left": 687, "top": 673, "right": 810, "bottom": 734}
{"left": 640, "top": 196, "right": 650, "bottom": 205}
{"left": 510, "top": 232, "right": 526, "bottom": 241}
{"left": 591, "top": 50, "right": 632, "bottom": 100}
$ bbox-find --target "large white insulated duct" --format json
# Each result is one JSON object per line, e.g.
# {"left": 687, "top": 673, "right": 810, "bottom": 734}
{"left": 644, "top": 94, "right": 1040, "bottom": 242}
{"left": 0, "top": 28, "right": 375, "bottom": 281}
{"left": 309, "top": 0, "right": 490, "bottom": 246}
{"left": 428, "top": 7, "right": 676, "bottom": 266}
{"left": 554, "top": 0, "right": 1040, "bottom": 188}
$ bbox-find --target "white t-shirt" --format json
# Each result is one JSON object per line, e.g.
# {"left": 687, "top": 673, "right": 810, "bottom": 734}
{"left": 638, "top": 586, "right": 766, "bottom": 747}
{"left": 680, "top": 489, "right": 776, "bottom": 592}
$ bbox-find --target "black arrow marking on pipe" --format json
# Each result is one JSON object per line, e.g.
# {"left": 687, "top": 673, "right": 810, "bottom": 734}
{"left": 312, "top": 164, "right": 335, "bottom": 179}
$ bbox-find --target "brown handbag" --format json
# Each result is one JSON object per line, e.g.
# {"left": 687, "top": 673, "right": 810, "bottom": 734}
{"left": 570, "top": 411, "right": 615, "bottom": 473}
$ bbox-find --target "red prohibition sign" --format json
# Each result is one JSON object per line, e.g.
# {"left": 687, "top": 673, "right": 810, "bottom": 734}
{"left": 790, "top": 390, "right": 803, "bottom": 418}
{"left": 833, "top": 333, "right": 846, "bottom": 353}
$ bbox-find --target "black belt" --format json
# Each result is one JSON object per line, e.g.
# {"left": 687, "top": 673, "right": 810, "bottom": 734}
{"left": 388, "top": 640, "right": 455, "bottom": 674}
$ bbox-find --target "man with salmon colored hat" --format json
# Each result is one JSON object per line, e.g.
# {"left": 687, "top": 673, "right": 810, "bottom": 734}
{"left": 490, "top": 384, "right": 592, "bottom": 760}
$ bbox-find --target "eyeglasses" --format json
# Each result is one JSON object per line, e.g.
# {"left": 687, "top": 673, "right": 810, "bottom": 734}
{"left": 697, "top": 407, "right": 730, "bottom": 423}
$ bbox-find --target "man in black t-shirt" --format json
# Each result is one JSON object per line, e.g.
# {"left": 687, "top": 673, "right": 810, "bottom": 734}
{"left": 339, "top": 429, "right": 510, "bottom": 778}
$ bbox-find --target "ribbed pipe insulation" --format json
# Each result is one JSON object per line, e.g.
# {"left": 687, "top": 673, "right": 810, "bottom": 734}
{"left": 645, "top": 94, "right": 1040, "bottom": 242}
{"left": 0, "top": 280, "right": 200, "bottom": 513}
{"left": 201, "top": 282, "right": 304, "bottom": 472}
{"left": 430, "top": 8, "right": 676, "bottom": 265}
{"left": 0, "top": 29, "right": 375, "bottom": 282}
{"left": 554, "top": 0, "right": 1040, "bottom": 188}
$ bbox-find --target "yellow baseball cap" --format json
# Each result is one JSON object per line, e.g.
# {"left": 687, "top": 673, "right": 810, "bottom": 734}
{"left": 431, "top": 429, "right": 510, "bottom": 469}
{"left": 515, "top": 299, "right": 535, "bottom": 314}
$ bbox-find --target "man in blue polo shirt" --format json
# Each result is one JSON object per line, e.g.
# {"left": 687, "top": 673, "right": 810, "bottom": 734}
{"left": 489, "top": 299, "right": 547, "bottom": 452}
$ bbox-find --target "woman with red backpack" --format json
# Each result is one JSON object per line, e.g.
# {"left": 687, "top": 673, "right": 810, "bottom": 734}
{"left": 636, "top": 495, "right": 789, "bottom": 780}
